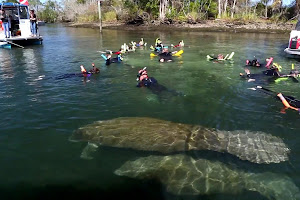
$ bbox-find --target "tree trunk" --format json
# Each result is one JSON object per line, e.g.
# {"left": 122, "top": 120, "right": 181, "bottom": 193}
{"left": 231, "top": 0, "right": 236, "bottom": 18}
{"left": 218, "top": 0, "right": 221, "bottom": 18}
{"left": 224, "top": 0, "right": 228, "bottom": 16}
{"left": 297, "top": 0, "right": 300, "bottom": 16}
{"left": 159, "top": 0, "right": 169, "bottom": 21}
{"left": 265, "top": 4, "right": 268, "bottom": 18}
{"left": 245, "top": 0, "right": 248, "bottom": 15}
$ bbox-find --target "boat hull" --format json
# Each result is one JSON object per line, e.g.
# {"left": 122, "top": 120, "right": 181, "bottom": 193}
{"left": 284, "top": 48, "right": 300, "bottom": 58}
{"left": 3, "top": 36, "right": 43, "bottom": 46}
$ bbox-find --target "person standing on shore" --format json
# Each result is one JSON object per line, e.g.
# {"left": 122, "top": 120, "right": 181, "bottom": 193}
{"left": 30, "top": 9, "right": 37, "bottom": 36}
{"left": 0, "top": 9, "right": 10, "bottom": 38}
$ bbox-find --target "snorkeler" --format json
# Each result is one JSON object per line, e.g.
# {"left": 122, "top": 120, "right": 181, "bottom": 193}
{"left": 245, "top": 57, "right": 273, "bottom": 68}
{"left": 158, "top": 46, "right": 173, "bottom": 62}
{"left": 172, "top": 40, "right": 184, "bottom": 48}
{"left": 89, "top": 63, "right": 100, "bottom": 74}
{"left": 249, "top": 86, "right": 300, "bottom": 113}
{"left": 101, "top": 54, "right": 123, "bottom": 65}
{"left": 246, "top": 57, "right": 260, "bottom": 67}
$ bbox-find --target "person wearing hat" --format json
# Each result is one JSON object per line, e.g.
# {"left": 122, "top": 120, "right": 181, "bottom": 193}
{"left": 1, "top": 9, "right": 10, "bottom": 38}
{"left": 89, "top": 63, "right": 100, "bottom": 74}
{"left": 30, "top": 9, "right": 37, "bottom": 36}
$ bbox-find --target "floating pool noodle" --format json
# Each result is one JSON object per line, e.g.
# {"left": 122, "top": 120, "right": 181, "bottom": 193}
{"left": 277, "top": 93, "right": 299, "bottom": 111}
{"left": 173, "top": 50, "right": 184, "bottom": 56}
{"left": 227, "top": 52, "right": 235, "bottom": 60}
{"left": 265, "top": 57, "right": 273, "bottom": 68}
{"left": 101, "top": 54, "right": 108, "bottom": 60}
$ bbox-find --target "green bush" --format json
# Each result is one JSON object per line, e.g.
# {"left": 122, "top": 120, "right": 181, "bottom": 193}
{"left": 177, "top": 15, "right": 187, "bottom": 22}
{"left": 104, "top": 11, "right": 117, "bottom": 21}
{"left": 188, "top": 11, "right": 198, "bottom": 21}
{"left": 145, "top": 0, "right": 159, "bottom": 19}
{"left": 166, "top": 8, "right": 178, "bottom": 19}
{"left": 77, "top": 13, "right": 98, "bottom": 22}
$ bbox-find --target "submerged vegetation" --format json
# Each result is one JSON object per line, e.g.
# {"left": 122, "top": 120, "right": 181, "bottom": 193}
{"left": 8, "top": 0, "right": 298, "bottom": 24}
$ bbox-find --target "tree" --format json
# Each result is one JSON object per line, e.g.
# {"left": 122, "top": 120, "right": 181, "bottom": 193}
{"left": 261, "top": 0, "right": 272, "bottom": 18}
{"left": 29, "top": 0, "right": 42, "bottom": 12}
{"left": 39, "top": 0, "right": 60, "bottom": 22}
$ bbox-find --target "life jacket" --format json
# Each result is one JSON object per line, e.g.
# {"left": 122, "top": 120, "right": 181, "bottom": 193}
{"left": 139, "top": 74, "right": 148, "bottom": 81}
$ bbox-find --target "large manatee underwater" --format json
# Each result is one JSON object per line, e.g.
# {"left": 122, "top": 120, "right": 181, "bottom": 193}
{"left": 114, "top": 154, "right": 300, "bottom": 200}
{"left": 70, "top": 117, "right": 290, "bottom": 164}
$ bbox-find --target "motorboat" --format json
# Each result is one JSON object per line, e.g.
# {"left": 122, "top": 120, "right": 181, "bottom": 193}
{"left": 0, "top": 2, "right": 43, "bottom": 47}
{"left": 284, "top": 20, "right": 300, "bottom": 58}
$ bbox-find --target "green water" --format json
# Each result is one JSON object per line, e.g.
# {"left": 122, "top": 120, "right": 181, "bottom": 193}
{"left": 1, "top": 24, "right": 300, "bottom": 200}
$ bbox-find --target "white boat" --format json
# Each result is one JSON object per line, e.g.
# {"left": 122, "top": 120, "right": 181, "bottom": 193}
{"left": 284, "top": 21, "right": 300, "bottom": 58}
{"left": 0, "top": 2, "right": 43, "bottom": 47}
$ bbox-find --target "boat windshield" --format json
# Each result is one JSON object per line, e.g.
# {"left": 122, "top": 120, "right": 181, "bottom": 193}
{"left": 4, "top": 8, "right": 19, "bottom": 21}
{"left": 19, "top": 6, "right": 28, "bottom": 19}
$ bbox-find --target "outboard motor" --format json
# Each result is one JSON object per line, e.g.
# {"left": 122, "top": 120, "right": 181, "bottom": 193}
{"left": 289, "top": 36, "right": 300, "bottom": 49}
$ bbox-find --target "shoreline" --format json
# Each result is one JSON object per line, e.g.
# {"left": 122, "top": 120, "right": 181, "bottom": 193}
{"left": 65, "top": 20, "right": 295, "bottom": 34}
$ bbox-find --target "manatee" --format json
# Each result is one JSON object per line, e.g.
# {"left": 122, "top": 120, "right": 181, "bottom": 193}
{"left": 70, "top": 117, "right": 290, "bottom": 164}
{"left": 114, "top": 154, "right": 300, "bottom": 200}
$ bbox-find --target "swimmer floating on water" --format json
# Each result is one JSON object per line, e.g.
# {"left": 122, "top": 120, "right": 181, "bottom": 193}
{"left": 101, "top": 54, "right": 123, "bottom": 65}
{"left": 249, "top": 86, "right": 300, "bottom": 113}
{"left": 245, "top": 57, "right": 273, "bottom": 68}
{"left": 136, "top": 67, "right": 183, "bottom": 97}
{"left": 89, "top": 63, "right": 100, "bottom": 74}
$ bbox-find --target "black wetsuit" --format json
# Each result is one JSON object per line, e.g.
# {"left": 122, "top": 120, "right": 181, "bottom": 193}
{"left": 247, "top": 59, "right": 260, "bottom": 67}
{"left": 263, "top": 68, "right": 280, "bottom": 77}
{"left": 256, "top": 87, "right": 300, "bottom": 109}
{"left": 137, "top": 77, "right": 182, "bottom": 96}
{"left": 55, "top": 73, "right": 91, "bottom": 80}
{"left": 158, "top": 52, "right": 173, "bottom": 62}
{"left": 106, "top": 57, "right": 121, "bottom": 65}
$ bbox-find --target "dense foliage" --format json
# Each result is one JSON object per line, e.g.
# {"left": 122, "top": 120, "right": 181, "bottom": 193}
{"left": 3, "top": 0, "right": 297, "bottom": 23}
{"left": 61, "top": 0, "right": 299, "bottom": 23}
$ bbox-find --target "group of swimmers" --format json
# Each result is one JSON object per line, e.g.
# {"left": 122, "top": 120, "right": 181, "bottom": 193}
{"left": 240, "top": 56, "right": 300, "bottom": 82}
{"left": 239, "top": 56, "right": 300, "bottom": 112}
{"left": 78, "top": 37, "right": 300, "bottom": 113}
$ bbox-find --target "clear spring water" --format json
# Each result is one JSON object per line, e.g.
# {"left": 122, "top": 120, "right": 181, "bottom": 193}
{"left": 0, "top": 24, "right": 299, "bottom": 200}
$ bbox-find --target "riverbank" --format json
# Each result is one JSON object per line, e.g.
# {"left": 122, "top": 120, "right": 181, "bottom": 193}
{"left": 65, "top": 19, "right": 295, "bottom": 33}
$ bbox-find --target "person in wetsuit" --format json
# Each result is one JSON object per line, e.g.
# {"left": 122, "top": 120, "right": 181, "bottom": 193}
{"left": 246, "top": 58, "right": 260, "bottom": 67}
{"left": 253, "top": 86, "right": 300, "bottom": 112}
{"left": 102, "top": 54, "right": 123, "bottom": 65}
{"left": 158, "top": 47, "right": 173, "bottom": 62}
{"left": 89, "top": 63, "right": 100, "bottom": 74}
{"left": 263, "top": 63, "right": 281, "bottom": 77}
{"left": 136, "top": 68, "right": 183, "bottom": 97}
